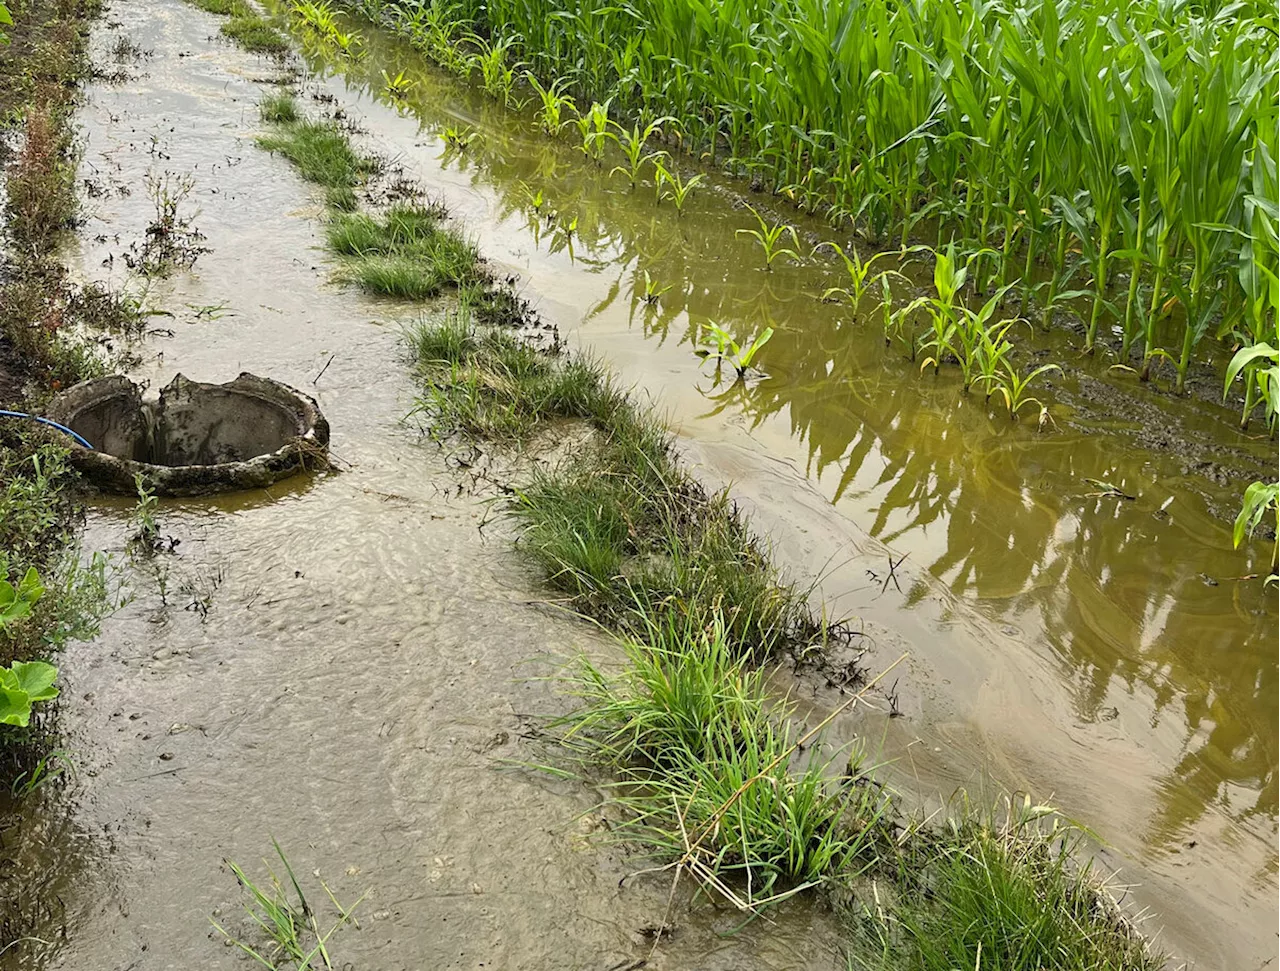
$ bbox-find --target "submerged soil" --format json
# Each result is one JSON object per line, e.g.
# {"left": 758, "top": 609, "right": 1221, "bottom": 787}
{"left": 2, "top": 1, "right": 1275, "bottom": 969}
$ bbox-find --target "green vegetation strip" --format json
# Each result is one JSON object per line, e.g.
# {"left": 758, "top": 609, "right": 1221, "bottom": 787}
{"left": 183, "top": 0, "right": 289, "bottom": 56}
{"left": 248, "top": 79, "right": 1166, "bottom": 967}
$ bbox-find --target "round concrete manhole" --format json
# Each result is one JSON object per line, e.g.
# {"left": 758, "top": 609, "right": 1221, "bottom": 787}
{"left": 46, "top": 373, "right": 329, "bottom": 496}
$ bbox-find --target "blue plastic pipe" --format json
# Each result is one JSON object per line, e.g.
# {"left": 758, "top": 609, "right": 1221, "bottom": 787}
{"left": 0, "top": 410, "right": 94, "bottom": 449}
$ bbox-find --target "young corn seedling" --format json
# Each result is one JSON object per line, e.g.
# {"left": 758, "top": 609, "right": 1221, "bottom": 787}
{"left": 525, "top": 73, "right": 575, "bottom": 135}
{"left": 992, "top": 362, "right": 1062, "bottom": 422}
{"left": 609, "top": 116, "right": 673, "bottom": 188}
{"left": 442, "top": 126, "right": 476, "bottom": 152}
{"left": 1223, "top": 341, "right": 1279, "bottom": 434}
{"left": 640, "top": 269, "right": 671, "bottom": 306}
{"left": 818, "top": 241, "right": 917, "bottom": 312}
{"left": 653, "top": 160, "right": 703, "bottom": 216}
{"left": 1233, "top": 480, "right": 1279, "bottom": 581}
{"left": 737, "top": 205, "right": 801, "bottom": 271}
{"left": 695, "top": 322, "right": 774, "bottom": 378}
{"left": 381, "top": 68, "right": 415, "bottom": 99}
{"left": 464, "top": 34, "right": 524, "bottom": 107}
{"left": 574, "top": 99, "right": 613, "bottom": 165}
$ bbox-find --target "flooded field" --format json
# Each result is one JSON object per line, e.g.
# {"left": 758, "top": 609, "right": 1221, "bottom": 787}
{"left": 2, "top": 0, "right": 1275, "bottom": 967}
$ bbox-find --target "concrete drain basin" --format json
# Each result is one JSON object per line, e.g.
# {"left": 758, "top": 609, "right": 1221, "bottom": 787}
{"left": 47, "top": 373, "right": 329, "bottom": 496}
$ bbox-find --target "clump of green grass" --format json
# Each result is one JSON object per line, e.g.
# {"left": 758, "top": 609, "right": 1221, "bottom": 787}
{"left": 845, "top": 801, "right": 1165, "bottom": 971}
{"left": 259, "top": 91, "right": 299, "bottom": 124}
{"left": 409, "top": 309, "right": 611, "bottom": 438}
{"left": 187, "top": 0, "right": 252, "bottom": 14}
{"left": 255, "top": 118, "right": 378, "bottom": 191}
{"left": 328, "top": 204, "right": 480, "bottom": 298}
{"left": 221, "top": 16, "right": 290, "bottom": 55}
{"left": 552, "top": 614, "right": 888, "bottom": 903}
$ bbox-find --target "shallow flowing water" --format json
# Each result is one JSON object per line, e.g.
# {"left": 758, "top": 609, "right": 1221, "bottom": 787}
{"left": 6, "top": 1, "right": 1276, "bottom": 968}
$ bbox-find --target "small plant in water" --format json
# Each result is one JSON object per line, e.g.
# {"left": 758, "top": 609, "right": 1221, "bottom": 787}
{"left": 124, "top": 171, "right": 209, "bottom": 276}
{"left": 441, "top": 125, "right": 476, "bottom": 152}
{"left": 573, "top": 99, "right": 613, "bottom": 164}
{"left": 991, "top": 362, "right": 1062, "bottom": 423}
{"left": 11, "top": 749, "right": 74, "bottom": 797}
{"left": 1233, "top": 480, "right": 1279, "bottom": 583}
{"left": 525, "top": 73, "right": 575, "bottom": 135}
{"left": 695, "top": 322, "right": 775, "bottom": 378}
{"left": 818, "top": 240, "right": 916, "bottom": 312}
{"left": 737, "top": 205, "right": 801, "bottom": 271}
{"left": 641, "top": 269, "right": 670, "bottom": 306}
{"left": 654, "top": 160, "right": 703, "bottom": 215}
{"left": 212, "top": 839, "right": 365, "bottom": 970}
{"left": 381, "top": 68, "right": 416, "bottom": 99}
{"left": 128, "top": 472, "right": 161, "bottom": 556}
{"left": 609, "top": 116, "right": 673, "bottom": 188}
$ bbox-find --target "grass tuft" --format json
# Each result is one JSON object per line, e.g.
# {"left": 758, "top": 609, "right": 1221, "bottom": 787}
{"left": 550, "top": 614, "right": 888, "bottom": 900}
{"left": 220, "top": 16, "right": 290, "bottom": 55}
{"left": 255, "top": 119, "right": 378, "bottom": 190}
{"left": 259, "top": 91, "right": 298, "bottom": 124}
{"left": 844, "top": 801, "right": 1166, "bottom": 971}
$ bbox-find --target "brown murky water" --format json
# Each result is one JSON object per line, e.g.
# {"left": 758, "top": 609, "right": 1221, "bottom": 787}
{"left": 7, "top": 0, "right": 1276, "bottom": 968}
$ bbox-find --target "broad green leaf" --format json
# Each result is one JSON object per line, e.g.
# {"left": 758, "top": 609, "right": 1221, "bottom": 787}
{"left": 1224, "top": 343, "right": 1278, "bottom": 399}
{"left": 11, "top": 662, "right": 58, "bottom": 703}
{"left": 0, "top": 686, "right": 32, "bottom": 728}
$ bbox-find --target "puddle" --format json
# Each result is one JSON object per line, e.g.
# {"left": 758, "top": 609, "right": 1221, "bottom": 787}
{"left": 8, "top": 0, "right": 1274, "bottom": 968}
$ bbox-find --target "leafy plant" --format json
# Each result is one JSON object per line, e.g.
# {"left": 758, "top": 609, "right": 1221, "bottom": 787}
{"left": 991, "top": 362, "right": 1062, "bottom": 422}
{"left": 381, "top": 68, "right": 416, "bottom": 98}
{"left": 1233, "top": 480, "right": 1279, "bottom": 583}
{"left": 573, "top": 99, "right": 612, "bottom": 164}
{"left": 737, "top": 206, "right": 801, "bottom": 271}
{"left": 653, "top": 160, "right": 703, "bottom": 216}
{"left": 640, "top": 269, "right": 670, "bottom": 305}
{"left": 695, "top": 322, "right": 775, "bottom": 378}
{"left": 1224, "top": 341, "right": 1278, "bottom": 433}
{"left": 818, "top": 241, "right": 914, "bottom": 312}
{"left": 526, "top": 74, "right": 575, "bottom": 135}
{"left": 609, "top": 116, "right": 672, "bottom": 188}
{"left": 0, "top": 567, "right": 43, "bottom": 630}
{"left": 0, "top": 660, "right": 59, "bottom": 728}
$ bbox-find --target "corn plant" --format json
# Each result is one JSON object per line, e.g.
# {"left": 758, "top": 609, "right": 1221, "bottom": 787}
{"left": 525, "top": 74, "right": 576, "bottom": 135}
{"left": 1233, "top": 480, "right": 1279, "bottom": 582}
{"left": 695, "top": 322, "right": 774, "bottom": 378}
{"left": 574, "top": 99, "right": 612, "bottom": 164}
{"left": 466, "top": 34, "right": 525, "bottom": 107}
{"left": 991, "top": 362, "right": 1062, "bottom": 422}
{"left": 381, "top": 68, "right": 415, "bottom": 98}
{"left": 818, "top": 241, "right": 915, "bottom": 313}
{"left": 640, "top": 269, "right": 670, "bottom": 305}
{"left": 609, "top": 116, "right": 673, "bottom": 188}
{"left": 1224, "top": 341, "right": 1278, "bottom": 434}
{"left": 653, "top": 160, "right": 703, "bottom": 215}
{"left": 737, "top": 206, "right": 801, "bottom": 271}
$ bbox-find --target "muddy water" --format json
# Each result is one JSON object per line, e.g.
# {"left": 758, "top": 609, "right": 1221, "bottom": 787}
{"left": 267, "top": 16, "right": 1275, "bottom": 971}
{"left": 15, "top": 1, "right": 1274, "bottom": 969}
{"left": 12, "top": 6, "right": 845, "bottom": 969}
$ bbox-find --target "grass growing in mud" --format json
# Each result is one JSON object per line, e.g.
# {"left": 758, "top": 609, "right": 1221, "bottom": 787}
{"left": 407, "top": 308, "right": 1166, "bottom": 968}
{"left": 409, "top": 308, "right": 825, "bottom": 658}
{"left": 256, "top": 92, "right": 543, "bottom": 327}
{"left": 181, "top": 0, "right": 289, "bottom": 56}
